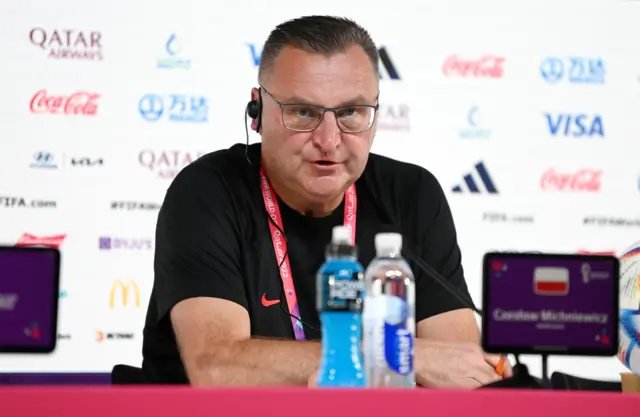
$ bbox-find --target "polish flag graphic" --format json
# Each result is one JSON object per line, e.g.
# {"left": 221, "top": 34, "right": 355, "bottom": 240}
{"left": 534, "top": 267, "right": 570, "bottom": 296}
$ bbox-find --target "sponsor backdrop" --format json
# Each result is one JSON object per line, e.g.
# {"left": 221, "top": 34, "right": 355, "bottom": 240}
{"left": 0, "top": 0, "right": 638, "bottom": 380}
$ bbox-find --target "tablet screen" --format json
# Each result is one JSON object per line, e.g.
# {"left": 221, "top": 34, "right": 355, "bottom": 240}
{"left": 0, "top": 247, "right": 60, "bottom": 353}
{"left": 482, "top": 253, "right": 618, "bottom": 356}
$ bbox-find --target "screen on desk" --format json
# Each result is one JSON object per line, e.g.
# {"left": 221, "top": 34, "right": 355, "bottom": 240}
{"left": 0, "top": 246, "right": 60, "bottom": 353}
{"left": 482, "top": 253, "right": 619, "bottom": 356}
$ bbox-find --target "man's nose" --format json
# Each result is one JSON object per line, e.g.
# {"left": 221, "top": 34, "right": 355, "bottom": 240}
{"left": 312, "top": 111, "right": 341, "bottom": 152}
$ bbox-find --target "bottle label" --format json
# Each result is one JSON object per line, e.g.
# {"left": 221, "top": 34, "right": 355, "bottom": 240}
{"left": 319, "top": 271, "right": 364, "bottom": 312}
{"left": 383, "top": 296, "right": 414, "bottom": 375}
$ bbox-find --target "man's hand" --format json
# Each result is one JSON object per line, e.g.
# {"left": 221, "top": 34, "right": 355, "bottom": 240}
{"left": 306, "top": 340, "right": 512, "bottom": 389}
{"left": 308, "top": 370, "right": 319, "bottom": 388}
{"left": 415, "top": 339, "right": 512, "bottom": 389}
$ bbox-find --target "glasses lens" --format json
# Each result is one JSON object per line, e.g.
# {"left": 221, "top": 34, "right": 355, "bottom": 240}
{"left": 282, "top": 105, "right": 323, "bottom": 131}
{"left": 336, "top": 106, "right": 376, "bottom": 132}
{"left": 281, "top": 104, "right": 376, "bottom": 132}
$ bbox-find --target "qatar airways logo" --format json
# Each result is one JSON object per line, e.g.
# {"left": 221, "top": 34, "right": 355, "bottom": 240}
{"left": 540, "top": 168, "right": 602, "bottom": 192}
{"left": 138, "top": 150, "right": 204, "bottom": 179}
{"left": 30, "top": 90, "right": 100, "bottom": 115}
{"left": 29, "top": 28, "right": 103, "bottom": 61}
{"left": 443, "top": 55, "right": 505, "bottom": 78}
{"left": 377, "top": 103, "right": 410, "bottom": 131}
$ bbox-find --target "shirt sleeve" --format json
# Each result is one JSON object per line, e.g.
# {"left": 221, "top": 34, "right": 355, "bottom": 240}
{"left": 152, "top": 162, "right": 248, "bottom": 322}
{"left": 413, "top": 169, "right": 473, "bottom": 322}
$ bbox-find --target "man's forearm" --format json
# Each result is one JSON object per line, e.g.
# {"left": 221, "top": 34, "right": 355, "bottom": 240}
{"left": 189, "top": 338, "right": 321, "bottom": 386}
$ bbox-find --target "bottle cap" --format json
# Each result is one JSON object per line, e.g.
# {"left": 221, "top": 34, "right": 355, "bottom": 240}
{"left": 332, "top": 225, "right": 351, "bottom": 245}
{"left": 375, "top": 233, "right": 402, "bottom": 255}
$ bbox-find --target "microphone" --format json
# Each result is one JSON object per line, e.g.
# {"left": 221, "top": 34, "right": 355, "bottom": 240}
{"left": 375, "top": 224, "right": 482, "bottom": 315}
{"left": 375, "top": 224, "right": 545, "bottom": 389}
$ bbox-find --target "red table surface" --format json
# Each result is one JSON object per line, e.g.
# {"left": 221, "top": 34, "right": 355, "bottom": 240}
{"left": 0, "top": 387, "right": 638, "bottom": 417}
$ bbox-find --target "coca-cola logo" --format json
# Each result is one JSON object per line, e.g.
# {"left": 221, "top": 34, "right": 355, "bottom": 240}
{"left": 29, "top": 28, "right": 103, "bottom": 61}
{"left": 29, "top": 90, "right": 100, "bottom": 115}
{"left": 540, "top": 168, "right": 602, "bottom": 192}
{"left": 15, "top": 233, "right": 67, "bottom": 249}
{"left": 442, "top": 55, "right": 505, "bottom": 78}
{"left": 139, "top": 150, "right": 206, "bottom": 179}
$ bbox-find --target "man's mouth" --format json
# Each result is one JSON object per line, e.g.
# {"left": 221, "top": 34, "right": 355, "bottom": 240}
{"left": 314, "top": 160, "right": 337, "bottom": 166}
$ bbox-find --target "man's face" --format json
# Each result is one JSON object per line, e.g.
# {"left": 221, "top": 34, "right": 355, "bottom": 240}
{"left": 256, "top": 45, "right": 379, "bottom": 204}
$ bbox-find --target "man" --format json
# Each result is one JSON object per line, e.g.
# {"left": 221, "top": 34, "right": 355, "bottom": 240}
{"left": 142, "top": 15, "right": 511, "bottom": 387}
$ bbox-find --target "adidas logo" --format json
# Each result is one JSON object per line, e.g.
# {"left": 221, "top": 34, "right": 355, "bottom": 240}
{"left": 452, "top": 162, "right": 498, "bottom": 194}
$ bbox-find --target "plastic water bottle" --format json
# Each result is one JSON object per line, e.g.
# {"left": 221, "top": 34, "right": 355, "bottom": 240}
{"left": 316, "top": 225, "right": 365, "bottom": 388}
{"left": 363, "top": 232, "right": 416, "bottom": 388}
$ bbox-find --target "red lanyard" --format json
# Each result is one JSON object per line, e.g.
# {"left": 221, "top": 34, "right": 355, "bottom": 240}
{"left": 260, "top": 167, "right": 357, "bottom": 340}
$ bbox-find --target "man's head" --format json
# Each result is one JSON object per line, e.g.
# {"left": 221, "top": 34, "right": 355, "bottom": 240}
{"left": 251, "top": 16, "right": 380, "bottom": 214}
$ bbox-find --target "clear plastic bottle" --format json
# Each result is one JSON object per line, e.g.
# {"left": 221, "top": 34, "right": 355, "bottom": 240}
{"left": 316, "top": 226, "right": 365, "bottom": 388}
{"left": 363, "top": 232, "right": 416, "bottom": 388}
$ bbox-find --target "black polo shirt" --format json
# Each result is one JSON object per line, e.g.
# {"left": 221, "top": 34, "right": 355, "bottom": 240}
{"left": 141, "top": 143, "right": 471, "bottom": 384}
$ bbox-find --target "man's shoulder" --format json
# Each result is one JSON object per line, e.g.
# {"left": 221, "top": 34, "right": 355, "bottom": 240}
{"left": 161, "top": 143, "right": 258, "bottom": 215}
{"left": 169, "top": 143, "right": 257, "bottom": 192}
{"left": 363, "top": 152, "right": 442, "bottom": 195}
{"left": 182, "top": 143, "right": 256, "bottom": 180}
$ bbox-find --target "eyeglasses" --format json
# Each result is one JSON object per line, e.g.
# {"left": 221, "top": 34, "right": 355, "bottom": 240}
{"left": 260, "top": 86, "right": 379, "bottom": 133}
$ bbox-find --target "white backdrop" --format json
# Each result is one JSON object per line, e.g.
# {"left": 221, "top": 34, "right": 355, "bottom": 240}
{"left": 0, "top": 0, "right": 638, "bottom": 381}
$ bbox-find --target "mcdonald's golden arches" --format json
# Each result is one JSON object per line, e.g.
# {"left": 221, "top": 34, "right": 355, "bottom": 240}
{"left": 109, "top": 280, "right": 140, "bottom": 308}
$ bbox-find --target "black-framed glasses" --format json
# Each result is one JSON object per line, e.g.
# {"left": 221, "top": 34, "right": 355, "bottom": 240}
{"left": 261, "top": 86, "right": 379, "bottom": 133}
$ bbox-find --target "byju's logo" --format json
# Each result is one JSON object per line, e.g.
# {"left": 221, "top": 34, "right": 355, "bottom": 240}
{"left": 452, "top": 162, "right": 498, "bottom": 194}
{"left": 459, "top": 106, "right": 491, "bottom": 139}
{"left": 247, "top": 44, "right": 400, "bottom": 79}
{"left": 99, "top": 236, "right": 153, "bottom": 250}
{"left": 540, "top": 57, "right": 605, "bottom": 84}
{"left": 157, "top": 33, "right": 191, "bottom": 70}
{"left": 545, "top": 113, "right": 604, "bottom": 137}
{"left": 139, "top": 94, "right": 208, "bottom": 123}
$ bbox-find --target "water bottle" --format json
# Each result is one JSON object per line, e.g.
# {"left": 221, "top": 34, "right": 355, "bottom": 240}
{"left": 316, "top": 225, "right": 365, "bottom": 388}
{"left": 363, "top": 232, "right": 416, "bottom": 388}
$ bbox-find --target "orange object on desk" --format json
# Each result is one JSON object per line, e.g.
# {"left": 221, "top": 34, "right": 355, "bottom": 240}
{"left": 0, "top": 387, "right": 637, "bottom": 417}
{"left": 496, "top": 356, "right": 506, "bottom": 376}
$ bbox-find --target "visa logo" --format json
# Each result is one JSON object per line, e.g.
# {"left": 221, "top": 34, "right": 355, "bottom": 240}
{"left": 248, "top": 43, "right": 261, "bottom": 67}
{"left": 545, "top": 113, "right": 604, "bottom": 137}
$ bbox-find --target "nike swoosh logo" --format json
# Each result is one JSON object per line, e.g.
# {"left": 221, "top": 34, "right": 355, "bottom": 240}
{"left": 261, "top": 293, "right": 280, "bottom": 307}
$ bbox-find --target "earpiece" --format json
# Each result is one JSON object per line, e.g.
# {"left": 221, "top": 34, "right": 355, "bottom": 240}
{"left": 246, "top": 89, "right": 263, "bottom": 132}
{"left": 247, "top": 100, "right": 260, "bottom": 120}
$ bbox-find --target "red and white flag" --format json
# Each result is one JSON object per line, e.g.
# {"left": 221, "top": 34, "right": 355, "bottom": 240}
{"left": 534, "top": 267, "right": 569, "bottom": 296}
